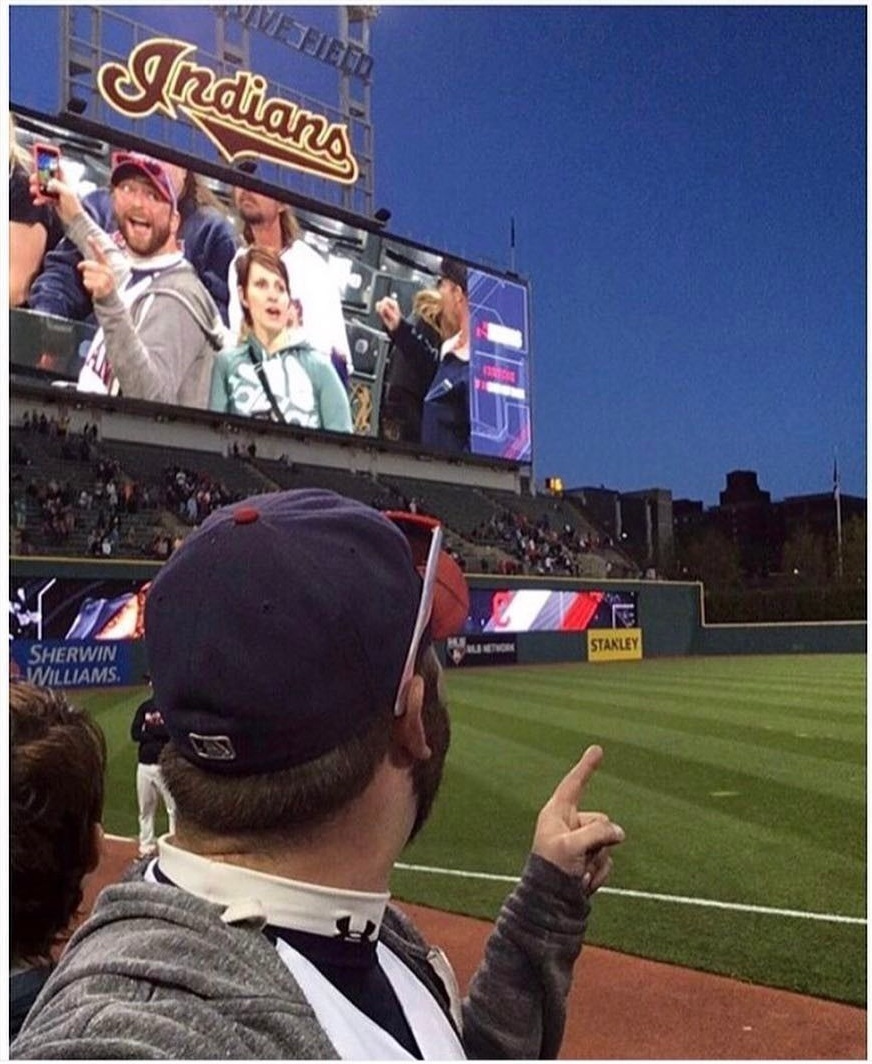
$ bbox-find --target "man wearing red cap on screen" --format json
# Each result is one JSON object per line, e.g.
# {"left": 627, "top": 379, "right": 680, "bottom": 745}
{"left": 31, "top": 152, "right": 226, "bottom": 408}
{"left": 13, "top": 489, "right": 625, "bottom": 1061}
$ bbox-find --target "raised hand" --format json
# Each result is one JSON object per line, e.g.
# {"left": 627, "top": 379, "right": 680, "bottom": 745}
{"left": 77, "top": 237, "right": 117, "bottom": 302}
{"left": 375, "top": 296, "right": 402, "bottom": 332}
{"left": 532, "top": 745, "right": 624, "bottom": 893}
{"left": 28, "top": 170, "right": 84, "bottom": 227}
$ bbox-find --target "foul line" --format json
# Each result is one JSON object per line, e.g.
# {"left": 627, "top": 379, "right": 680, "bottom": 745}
{"left": 396, "top": 862, "right": 866, "bottom": 926}
{"left": 103, "top": 839, "right": 865, "bottom": 927}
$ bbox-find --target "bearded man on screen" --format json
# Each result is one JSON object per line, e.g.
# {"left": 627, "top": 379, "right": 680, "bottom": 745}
{"left": 32, "top": 152, "right": 226, "bottom": 408}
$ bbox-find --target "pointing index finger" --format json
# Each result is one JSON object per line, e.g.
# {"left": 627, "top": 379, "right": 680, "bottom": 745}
{"left": 550, "top": 744, "right": 604, "bottom": 809}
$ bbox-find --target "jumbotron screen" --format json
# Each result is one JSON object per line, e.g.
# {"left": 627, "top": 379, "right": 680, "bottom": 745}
{"left": 462, "top": 589, "right": 638, "bottom": 634}
{"left": 9, "top": 109, "right": 533, "bottom": 465}
{"left": 9, "top": 576, "right": 151, "bottom": 644}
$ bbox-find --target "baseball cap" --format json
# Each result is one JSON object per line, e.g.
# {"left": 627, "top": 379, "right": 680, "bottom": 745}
{"left": 144, "top": 489, "right": 468, "bottom": 775}
{"left": 438, "top": 256, "right": 468, "bottom": 295}
{"left": 110, "top": 151, "right": 177, "bottom": 210}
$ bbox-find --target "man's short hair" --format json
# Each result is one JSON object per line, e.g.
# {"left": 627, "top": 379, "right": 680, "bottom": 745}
{"left": 10, "top": 683, "right": 106, "bottom": 964}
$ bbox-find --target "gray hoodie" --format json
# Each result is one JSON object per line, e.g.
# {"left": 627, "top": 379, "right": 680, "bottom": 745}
{"left": 68, "top": 211, "right": 228, "bottom": 409}
{"left": 12, "top": 854, "right": 590, "bottom": 1059}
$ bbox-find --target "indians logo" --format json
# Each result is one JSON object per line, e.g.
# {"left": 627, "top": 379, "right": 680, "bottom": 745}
{"left": 98, "top": 37, "right": 359, "bottom": 185}
{"left": 446, "top": 636, "right": 467, "bottom": 666}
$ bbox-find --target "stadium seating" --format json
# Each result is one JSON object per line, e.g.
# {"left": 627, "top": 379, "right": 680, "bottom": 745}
{"left": 11, "top": 417, "right": 634, "bottom": 577}
{"left": 379, "top": 476, "right": 500, "bottom": 536}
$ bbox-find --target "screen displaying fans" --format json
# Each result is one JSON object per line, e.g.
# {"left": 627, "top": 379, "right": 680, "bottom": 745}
{"left": 9, "top": 576, "right": 151, "bottom": 643}
{"left": 462, "top": 589, "right": 638, "bottom": 634}
{"left": 10, "top": 110, "right": 533, "bottom": 466}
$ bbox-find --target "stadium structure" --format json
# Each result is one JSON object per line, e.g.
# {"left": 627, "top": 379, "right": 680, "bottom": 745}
{"left": 9, "top": 7, "right": 861, "bottom": 688}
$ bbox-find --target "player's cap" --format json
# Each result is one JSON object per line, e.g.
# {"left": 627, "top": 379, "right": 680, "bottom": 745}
{"left": 437, "top": 256, "right": 469, "bottom": 295}
{"left": 110, "top": 151, "right": 177, "bottom": 211}
{"left": 144, "top": 489, "right": 469, "bottom": 775}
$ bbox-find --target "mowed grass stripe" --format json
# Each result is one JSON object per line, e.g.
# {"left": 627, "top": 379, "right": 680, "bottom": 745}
{"left": 449, "top": 690, "right": 864, "bottom": 804}
{"left": 455, "top": 665, "right": 866, "bottom": 732}
{"left": 433, "top": 721, "right": 864, "bottom": 914}
{"left": 457, "top": 655, "right": 866, "bottom": 719}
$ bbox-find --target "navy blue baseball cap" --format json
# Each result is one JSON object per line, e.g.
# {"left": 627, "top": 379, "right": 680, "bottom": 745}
{"left": 144, "top": 489, "right": 465, "bottom": 775}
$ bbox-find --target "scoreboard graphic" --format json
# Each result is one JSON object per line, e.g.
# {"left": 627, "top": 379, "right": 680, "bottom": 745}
{"left": 469, "top": 270, "right": 532, "bottom": 462}
{"left": 462, "top": 589, "right": 638, "bottom": 634}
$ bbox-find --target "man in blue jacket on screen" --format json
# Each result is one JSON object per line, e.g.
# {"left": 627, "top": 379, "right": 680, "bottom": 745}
{"left": 422, "top": 257, "right": 472, "bottom": 454}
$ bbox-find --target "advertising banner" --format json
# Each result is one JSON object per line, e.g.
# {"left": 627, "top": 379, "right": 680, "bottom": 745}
{"left": 463, "top": 588, "right": 637, "bottom": 634}
{"left": 10, "top": 639, "right": 137, "bottom": 687}
{"left": 444, "top": 634, "right": 518, "bottom": 668}
{"left": 587, "top": 628, "right": 644, "bottom": 663}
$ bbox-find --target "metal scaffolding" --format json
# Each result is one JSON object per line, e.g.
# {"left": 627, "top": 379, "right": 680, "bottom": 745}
{"left": 59, "top": 5, "right": 376, "bottom": 215}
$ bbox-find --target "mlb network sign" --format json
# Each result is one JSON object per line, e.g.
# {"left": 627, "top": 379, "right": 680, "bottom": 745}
{"left": 587, "top": 628, "right": 643, "bottom": 663}
{"left": 10, "top": 641, "right": 135, "bottom": 688}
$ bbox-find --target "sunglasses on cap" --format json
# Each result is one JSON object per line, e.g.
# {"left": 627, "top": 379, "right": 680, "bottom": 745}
{"left": 111, "top": 150, "right": 167, "bottom": 174}
{"left": 110, "top": 151, "right": 177, "bottom": 206}
{"left": 384, "top": 511, "right": 449, "bottom": 716}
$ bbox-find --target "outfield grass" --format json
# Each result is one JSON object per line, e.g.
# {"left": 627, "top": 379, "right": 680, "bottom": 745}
{"left": 83, "top": 654, "right": 866, "bottom": 1005}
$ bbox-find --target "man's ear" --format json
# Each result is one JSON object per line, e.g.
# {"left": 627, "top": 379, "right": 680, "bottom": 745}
{"left": 392, "top": 673, "right": 431, "bottom": 762}
{"left": 169, "top": 208, "right": 181, "bottom": 241}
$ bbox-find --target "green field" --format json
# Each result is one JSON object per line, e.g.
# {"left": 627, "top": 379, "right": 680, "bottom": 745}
{"left": 83, "top": 654, "right": 866, "bottom": 1004}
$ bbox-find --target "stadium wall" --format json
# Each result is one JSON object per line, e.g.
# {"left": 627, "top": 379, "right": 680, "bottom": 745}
{"left": 10, "top": 561, "right": 862, "bottom": 691}
{"left": 463, "top": 576, "right": 863, "bottom": 663}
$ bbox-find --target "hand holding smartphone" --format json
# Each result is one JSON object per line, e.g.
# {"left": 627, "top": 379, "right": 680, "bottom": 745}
{"left": 32, "top": 142, "right": 61, "bottom": 198}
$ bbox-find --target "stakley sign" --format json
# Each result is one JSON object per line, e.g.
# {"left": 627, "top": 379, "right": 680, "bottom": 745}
{"left": 587, "top": 628, "right": 644, "bottom": 663}
{"left": 97, "top": 37, "right": 360, "bottom": 185}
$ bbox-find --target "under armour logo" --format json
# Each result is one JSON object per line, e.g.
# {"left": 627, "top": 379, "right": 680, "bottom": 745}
{"left": 189, "top": 733, "right": 236, "bottom": 761}
{"left": 334, "top": 915, "right": 377, "bottom": 942}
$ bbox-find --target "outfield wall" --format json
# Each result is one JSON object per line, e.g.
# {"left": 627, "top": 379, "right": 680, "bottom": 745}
{"left": 460, "top": 575, "right": 864, "bottom": 665}
{"left": 9, "top": 559, "right": 865, "bottom": 688}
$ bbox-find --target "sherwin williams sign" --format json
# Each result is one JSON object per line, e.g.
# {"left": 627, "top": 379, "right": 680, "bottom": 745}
{"left": 587, "top": 628, "right": 643, "bottom": 663}
{"left": 10, "top": 640, "right": 136, "bottom": 687}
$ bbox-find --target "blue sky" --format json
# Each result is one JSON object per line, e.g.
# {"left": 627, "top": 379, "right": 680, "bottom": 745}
{"left": 371, "top": 5, "right": 866, "bottom": 505}
{"left": 9, "top": 4, "right": 866, "bottom": 505}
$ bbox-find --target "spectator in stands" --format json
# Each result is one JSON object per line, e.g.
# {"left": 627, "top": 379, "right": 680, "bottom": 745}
{"left": 12, "top": 489, "right": 623, "bottom": 1059}
{"left": 31, "top": 154, "right": 227, "bottom": 409}
{"left": 10, "top": 682, "right": 106, "bottom": 1039}
{"left": 16, "top": 529, "right": 35, "bottom": 556}
{"left": 11, "top": 440, "right": 30, "bottom": 467}
{"left": 421, "top": 257, "right": 472, "bottom": 455}
{"left": 211, "top": 247, "right": 353, "bottom": 433}
{"left": 9, "top": 115, "right": 64, "bottom": 307}
{"left": 227, "top": 185, "right": 352, "bottom": 383}
{"left": 376, "top": 288, "right": 445, "bottom": 443}
{"left": 27, "top": 155, "right": 237, "bottom": 325}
